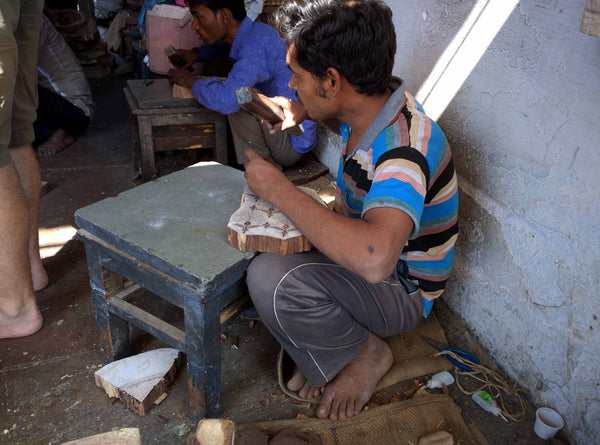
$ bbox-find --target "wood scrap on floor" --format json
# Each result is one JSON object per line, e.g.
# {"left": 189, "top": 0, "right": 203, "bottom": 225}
{"left": 94, "top": 348, "right": 181, "bottom": 416}
{"left": 417, "top": 431, "right": 454, "bottom": 445}
{"left": 227, "top": 186, "right": 327, "bottom": 255}
{"left": 194, "top": 419, "right": 235, "bottom": 445}
{"left": 60, "top": 428, "right": 141, "bottom": 445}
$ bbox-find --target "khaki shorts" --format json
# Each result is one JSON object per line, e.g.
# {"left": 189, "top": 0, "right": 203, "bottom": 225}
{"left": 0, "top": 0, "right": 44, "bottom": 167}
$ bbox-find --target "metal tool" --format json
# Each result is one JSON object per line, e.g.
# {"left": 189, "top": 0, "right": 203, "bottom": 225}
{"left": 421, "top": 336, "right": 480, "bottom": 372}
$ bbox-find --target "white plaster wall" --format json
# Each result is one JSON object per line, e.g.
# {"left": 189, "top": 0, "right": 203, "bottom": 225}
{"left": 315, "top": 1, "right": 600, "bottom": 443}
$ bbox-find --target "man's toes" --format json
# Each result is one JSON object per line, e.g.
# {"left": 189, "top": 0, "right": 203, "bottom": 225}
{"left": 316, "top": 391, "right": 334, "bottom": 419}
{"left": 287, "top": 373, "right": 305, "bottom": 392}
{"left": 298, "top": 380, "right": 313, "bottom": 399}
{"left": 336, "top": 400, "right": 349, "bottom": 420}
{"left": 328, "top": 396, "right": 342, "bottom": 421}
{"left": 345, "top": 400, "right": 356, "bottom": 419}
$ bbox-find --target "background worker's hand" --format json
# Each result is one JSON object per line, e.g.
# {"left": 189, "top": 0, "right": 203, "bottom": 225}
{"left": 167, "top": 67, "right": 198, "bottom": 90}
{"left": 175, "top": 48, "right": 200, "bottom": 68}
{"left": 243, "top": 149, "right": 289, "bottom": 202}
{"left": 263, "top": 96, "right": 309, "bottom": 134}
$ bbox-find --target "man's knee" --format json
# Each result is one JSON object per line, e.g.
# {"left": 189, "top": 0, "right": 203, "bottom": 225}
{"left": 246, "top": 253, "right": 283, "bottom": 317}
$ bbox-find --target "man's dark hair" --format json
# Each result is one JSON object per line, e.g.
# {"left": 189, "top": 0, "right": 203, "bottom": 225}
{"left": 186, "top": 0, "right": 247, "bottom": 21}
{"left": 275, "top": 0, "right": 396, "bottom": 95}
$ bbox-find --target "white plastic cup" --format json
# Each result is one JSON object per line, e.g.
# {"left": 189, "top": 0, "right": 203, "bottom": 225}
{"left": 534, "top": 407, "right": 564, "bottom": 439}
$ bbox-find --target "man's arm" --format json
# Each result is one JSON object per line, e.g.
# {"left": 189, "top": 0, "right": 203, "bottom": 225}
{"left": 244, "top": 150, "right": 413, "bottom": 282}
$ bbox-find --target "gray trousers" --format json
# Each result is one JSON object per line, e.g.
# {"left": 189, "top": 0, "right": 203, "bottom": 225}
{"left": 228, "top": 109, "right": 303, "bottom": 167}
{"left": 246, "top": 251, "right": 424, "bottom": 386}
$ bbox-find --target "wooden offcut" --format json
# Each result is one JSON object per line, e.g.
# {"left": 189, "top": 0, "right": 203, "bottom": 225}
{"left": 194, "top": 419, "right": 235, "bottom": 445}
{"left": 227, "top": 186, "right": 326, "bottom": 255}
{"left": 94, "top": 348, "right": 181, "bottom": 416}
{"left": 172, "top": 84, "right": 195, "bottom": 99}
{"left": 60, "top": 428, "right": 141, "bottom": 445}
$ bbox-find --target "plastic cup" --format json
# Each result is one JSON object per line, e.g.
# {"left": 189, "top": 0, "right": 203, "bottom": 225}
{"left": 534, "top": 407, "right": 564, "bottom": 439}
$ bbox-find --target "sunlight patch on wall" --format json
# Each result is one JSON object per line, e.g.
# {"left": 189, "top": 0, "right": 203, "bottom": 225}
{"left": 416, "top": 0, "right": 518, "bottom": 121}
{"left": 39, "top": 225, "right": 78, "bottom": 258}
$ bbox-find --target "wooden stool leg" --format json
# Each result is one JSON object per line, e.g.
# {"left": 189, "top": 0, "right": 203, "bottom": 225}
{"left": 214, "top": 113, "right": 228, "bottom": 165}
{"left": 137, "top": 116, "right": 157, "bottom": 181}
{"left": 83, "top": 243, "right": 131, "bottom": 362}
{"left": 184, "top": 294, "right": 222, "bottom": 420}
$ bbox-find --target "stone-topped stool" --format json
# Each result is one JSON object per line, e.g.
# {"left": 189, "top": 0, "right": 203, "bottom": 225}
{"left": 124, "top": 79, "right": 228, "bottom": 181}
{"left": 75, "top": 162, "right": 254, "bottom": 419}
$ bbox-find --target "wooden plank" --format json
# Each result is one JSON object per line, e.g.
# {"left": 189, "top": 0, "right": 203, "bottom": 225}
{"left": 94, "top": 348, "right": 181, "bottom": 416}
{"left": 220, "top": 295, "right": 249, "bottom": 324}
{"left": 153, "top": 124, "right": 214, "bottom": 138}
{"left": 148, "top": 112, "right": 216, "bottom": 127}
{"left": 153, "top": 136, "right": 215, "bottom": 152}
{"left": 107, "top": 297, "right": 186, "bottom": 349}
{"left": 60, "top": 428, "right": 141, "bottom": 445}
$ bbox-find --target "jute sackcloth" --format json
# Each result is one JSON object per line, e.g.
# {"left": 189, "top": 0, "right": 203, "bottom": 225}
{"left": 253, "top": 394, "right": 478, "bottom": 445}
{"left": 278, "top": 313, "right": 454, "bottom": 403}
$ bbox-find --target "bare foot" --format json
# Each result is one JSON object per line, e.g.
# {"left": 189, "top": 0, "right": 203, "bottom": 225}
{"left": 287, "top": 367, "right": 325, "bottom": 400}
{"left": 316, "top": 333, "right": 393, "bottom": 421}
{"left": 36, "top": 129, "right": 74, "bottom": 156}
{"left": 0, "top": 299, "right": 43, "bottom": 339}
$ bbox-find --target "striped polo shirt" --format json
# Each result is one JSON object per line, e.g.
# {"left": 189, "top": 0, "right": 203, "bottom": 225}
{"left": 335, "top": 78, "right": 458, "bottom": 316}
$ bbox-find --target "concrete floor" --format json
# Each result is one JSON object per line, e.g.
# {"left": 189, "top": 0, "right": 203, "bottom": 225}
{"left": 0, "top": 74, "right": 569, "bottom": 444}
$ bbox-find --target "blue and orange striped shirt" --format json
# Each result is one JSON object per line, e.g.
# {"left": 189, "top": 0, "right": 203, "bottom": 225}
{"left": 336, "top": 78, "right": 458, "bottom": 316}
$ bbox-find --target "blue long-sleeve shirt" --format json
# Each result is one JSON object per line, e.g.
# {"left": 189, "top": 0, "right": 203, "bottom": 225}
{"left": 191, "top": 17, "right": 317, "bottom": 153}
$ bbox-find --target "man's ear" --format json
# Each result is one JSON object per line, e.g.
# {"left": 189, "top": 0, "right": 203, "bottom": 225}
{"left": 324, "top": 67, "right": 342, "bottom": 97}
{"left": 217, "top": 8, "right": 232, "bottom": 26}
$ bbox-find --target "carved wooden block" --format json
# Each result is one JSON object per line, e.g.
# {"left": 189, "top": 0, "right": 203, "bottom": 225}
{"left": 227, "top": 186, "right": 326, "bottom": 255}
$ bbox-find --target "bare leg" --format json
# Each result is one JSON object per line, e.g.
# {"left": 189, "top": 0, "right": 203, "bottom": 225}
{"left": 316, "top": 333, "right": 393, "bottom": 421}
{"left": 0, "top": 162, "right": 43, "bottom": 338}
{"left": 10, "top": 144, "right": 48, "bottom": 291}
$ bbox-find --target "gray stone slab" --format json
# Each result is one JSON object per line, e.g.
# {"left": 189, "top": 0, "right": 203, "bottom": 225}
{"left": 75, "top": 162, "right": 254, "bottom": 284}
{"left": 127, "top": 79, "right": 198, "bottom": 109}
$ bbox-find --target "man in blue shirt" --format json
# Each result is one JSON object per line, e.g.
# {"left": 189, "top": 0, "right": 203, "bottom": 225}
{"left": 167, "top": 0, "right": 317, "bottom": 168}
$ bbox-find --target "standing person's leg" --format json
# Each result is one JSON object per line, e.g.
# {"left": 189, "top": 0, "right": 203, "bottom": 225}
{"left": 10, "top": 145, "right": 48, "bottom": 291}
{"left": 228, "top": 109, "right": 302, "bottom": 167}
{"left": 10, "top": 0, "right": 48, "bottom": 291}
{"left": 247, "top": 251, "right": 423, "bottom": 420}
{"left": 0, "top": 0, "right": 44, "bottom": 338}
{"left": 0, "top": 164, "right": 43, "bottom": 338}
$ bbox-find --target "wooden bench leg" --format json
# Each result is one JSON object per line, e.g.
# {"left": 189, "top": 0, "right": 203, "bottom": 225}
{"left": 83, "top": 243, "right": 131, "bottom": 362}
{"left": 214, "top": 113, "right": 228, "bottom": 165}
{"left": 184, "top": 293, "right": 222, "bottom": 420}
{"left": 137, "top": 116, "right": 157, "bottom": 181}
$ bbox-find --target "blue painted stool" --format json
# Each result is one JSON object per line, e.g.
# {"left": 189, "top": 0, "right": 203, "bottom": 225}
{"left": 75, "top": 162, "right": 254, "bottom": 419}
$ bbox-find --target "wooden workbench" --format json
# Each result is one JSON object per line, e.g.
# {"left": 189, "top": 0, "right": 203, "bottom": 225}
{"left": 124, "top": 79, "right": 228, "bottom": 181}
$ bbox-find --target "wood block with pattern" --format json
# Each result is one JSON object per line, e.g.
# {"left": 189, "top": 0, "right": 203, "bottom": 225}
{"left": 227, "top": 186, "right": 327, "bottom": 255}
